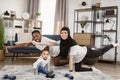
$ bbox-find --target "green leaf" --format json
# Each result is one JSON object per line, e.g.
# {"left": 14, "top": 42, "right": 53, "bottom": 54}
{"left": 80, "top": 21, "right": 87, "bottom": 28}
{"left": 36, "top": 12, "right": 41, "bottom": 17}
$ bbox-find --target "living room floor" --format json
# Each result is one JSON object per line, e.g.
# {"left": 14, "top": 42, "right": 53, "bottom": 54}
{"left": 0, "top": 57, "right": 120, "bottom": 80}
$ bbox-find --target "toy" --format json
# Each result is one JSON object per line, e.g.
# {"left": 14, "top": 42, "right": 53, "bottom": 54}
{"left": 64, "top": 73, "right": 74, "bottom": 79}
{"left": 3, "top": 74, "right": 16, "bottom": 80}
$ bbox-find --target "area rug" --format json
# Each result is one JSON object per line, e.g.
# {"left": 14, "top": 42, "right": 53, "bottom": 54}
{"left": 0, "top": 65, "right": 114, "bottom": 80}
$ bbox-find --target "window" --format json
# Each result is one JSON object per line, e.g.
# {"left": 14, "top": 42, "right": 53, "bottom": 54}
{"left": 39, "top": 0, "right": 56, "bottom": 35}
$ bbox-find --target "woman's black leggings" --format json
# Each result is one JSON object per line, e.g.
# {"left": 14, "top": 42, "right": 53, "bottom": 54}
{"left": 85, "top": 44, "right": 113, "bottom": 58}
{"left": 75, "top": 44, "right": 113, "bottom": 72}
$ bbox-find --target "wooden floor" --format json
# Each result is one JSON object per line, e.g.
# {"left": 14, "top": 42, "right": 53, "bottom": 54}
{"left": 0, "top": 57, "right": 120, "bottom": 79}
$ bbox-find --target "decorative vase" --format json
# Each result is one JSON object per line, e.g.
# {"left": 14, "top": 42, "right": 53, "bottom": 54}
{"left": 81, "top": 29, "right": 85, "bottom": 33}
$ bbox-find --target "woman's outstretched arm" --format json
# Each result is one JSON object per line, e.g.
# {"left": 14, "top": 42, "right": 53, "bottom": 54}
{"left": 69, "top": 55, "right": 74, "bottom": 72}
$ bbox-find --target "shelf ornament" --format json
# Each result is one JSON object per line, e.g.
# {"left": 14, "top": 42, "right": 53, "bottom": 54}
{"left": 22, "top": 12, "right": 30, "bottom": 19}
{"left": 105, "top": 18, "right": 115, "bottom": 30}
{"left": 80, "top": 21, "right": 87, "bottom": 33}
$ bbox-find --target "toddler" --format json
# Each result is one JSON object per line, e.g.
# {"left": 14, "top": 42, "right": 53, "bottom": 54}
{"left": 33, "top": 49, "right": 55, "bottom": 78}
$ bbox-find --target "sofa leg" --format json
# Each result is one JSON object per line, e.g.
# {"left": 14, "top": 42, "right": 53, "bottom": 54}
{"left": 12, "top": 53, "right": 15, "bottom": 62}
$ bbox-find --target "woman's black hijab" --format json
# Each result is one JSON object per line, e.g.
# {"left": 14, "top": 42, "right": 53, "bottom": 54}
{"left": 59, "top": 27, "right": 77, "bottom": 58}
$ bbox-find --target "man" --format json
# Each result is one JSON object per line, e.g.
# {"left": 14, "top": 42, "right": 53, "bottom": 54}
{"left": 6, "top": 30, "right": 57, "bottom": 50}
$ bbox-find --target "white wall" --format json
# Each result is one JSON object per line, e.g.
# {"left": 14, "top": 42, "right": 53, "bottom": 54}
{"left": 0, "top": 0, "right": 29, "bottom": 18}
{"left": 68, "top": 0, "right": 92, "bottom": 37}
{"left": 68, "top": 0, "right": 120, "bottom": 61}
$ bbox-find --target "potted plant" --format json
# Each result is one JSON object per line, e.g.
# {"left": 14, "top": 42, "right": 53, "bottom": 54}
{"left": 80, "top": 21, "right": 87, "bottom": 33}
{"left": 36, "top": 12, "right": 41, "bottom": 20}
{"left": 104, "top": 35, "right": 111, "bottom": 41}
{"left": 0, "top": 15, "right": 5, "bottom": 60}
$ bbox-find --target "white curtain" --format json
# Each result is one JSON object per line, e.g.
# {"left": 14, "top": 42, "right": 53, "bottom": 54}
{"left": 28, "top": 0, "right": 39, "bottom": 19}
{"left": 54, "top": 0, "right": 68, "bottom": 35}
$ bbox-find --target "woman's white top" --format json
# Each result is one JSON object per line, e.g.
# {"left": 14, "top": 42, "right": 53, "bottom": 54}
{"left": 49, "top": 40, "right": 60, "bottom": 57}
{"left": 69, "top": 45, "right": 87, "bottom": 63}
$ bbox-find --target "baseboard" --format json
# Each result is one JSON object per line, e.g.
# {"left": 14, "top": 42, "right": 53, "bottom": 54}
{"left": 98, "top": 60, "right": 120, "bottom": 65}
{"left": 98, "top": 60, "right": 116, "bottom": 64}
{"left": 5, "top": 53, "right": 40, "bottom": 57}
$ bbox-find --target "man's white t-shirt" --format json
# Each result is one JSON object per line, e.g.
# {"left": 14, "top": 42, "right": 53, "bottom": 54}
{"left": 32, "top": 36, "right": 57, "bottom": 50}
{"left": 69, "top": 45, "right": 87, "bottom": 63}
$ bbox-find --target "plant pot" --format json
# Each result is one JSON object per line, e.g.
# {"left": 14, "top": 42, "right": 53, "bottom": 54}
{"left": 0, "top": 50, "right": 5, "bottom": 60}
{"left": 81, "top": 30, "right": 84, "bottom": 33}
{"left": 81, "top": 28, "right": 85, "bottom": 33}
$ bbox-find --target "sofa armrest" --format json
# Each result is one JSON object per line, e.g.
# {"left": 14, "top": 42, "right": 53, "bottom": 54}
{"left": 43, "top": 35, "right": 60, "bottom": 41}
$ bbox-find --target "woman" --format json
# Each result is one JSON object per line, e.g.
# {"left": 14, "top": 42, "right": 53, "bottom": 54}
{"left": 54, "top": 27, "right": 118, "bottom": 72}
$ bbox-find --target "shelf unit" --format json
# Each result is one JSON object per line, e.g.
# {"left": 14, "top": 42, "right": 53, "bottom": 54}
{"left": 4, "top": 17, "right": 42, "bottom": 43}
{"left": 74, "top": 6, "right": 118, "bottom": 64}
